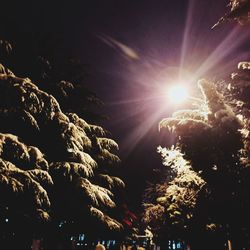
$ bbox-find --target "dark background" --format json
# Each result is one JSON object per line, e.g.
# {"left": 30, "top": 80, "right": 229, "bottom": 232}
{"left": 1, "top": 0, "right": 250, "bottom": 211}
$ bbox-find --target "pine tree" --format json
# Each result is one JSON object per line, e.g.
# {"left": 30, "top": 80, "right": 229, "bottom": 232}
{"left": 143, "top": 64, "right": 250, "bottom": 249}
{"left": 0, "top": 54, "right": 125, "bottom": 248}
{"left": 212, "top": 0, "right": 250, "bottom": 28}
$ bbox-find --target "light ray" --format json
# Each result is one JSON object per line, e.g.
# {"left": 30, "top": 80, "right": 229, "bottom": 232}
{"left": 191, "top": 25, "right": 250, "bottom": 81}
{"left": 121, "top": 107, "right": 168, "bottom": 155}
{"left": 179, "top": 0, "right": 196, "bottom": 78}
{"left": 96, "top": 33, "right": 140, "bottom": 61}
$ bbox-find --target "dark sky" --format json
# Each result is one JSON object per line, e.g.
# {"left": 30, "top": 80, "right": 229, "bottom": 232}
{"left": 2, "top": 0, "right": 250, "bottom": 209}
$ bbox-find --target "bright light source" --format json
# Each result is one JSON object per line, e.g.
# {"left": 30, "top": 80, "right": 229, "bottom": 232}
{"left": 168, "top": 84, "right": 189, "bottom": 104}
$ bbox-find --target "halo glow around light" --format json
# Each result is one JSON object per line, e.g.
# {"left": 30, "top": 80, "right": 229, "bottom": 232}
{"left": 168, "top": 85, "right": 189, "bottom": 104}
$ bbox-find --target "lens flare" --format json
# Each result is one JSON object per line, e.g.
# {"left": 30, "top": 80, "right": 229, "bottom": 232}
{"left": 168, "top": 85, "right": 189, "bottom": 104}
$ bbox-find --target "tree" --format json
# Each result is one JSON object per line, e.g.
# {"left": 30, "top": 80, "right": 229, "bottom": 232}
{"left": 212, "top": 0, "right": 250, "bottom": 28}
{"left": 0, "top": 31, "right": 104, "bottom": 123}
{"left": 0, "top": 59, "right": 125, "bottom": 249}
{"left": 143, "top": 64, "right": 250, "bottom": 250}
{"left": 30, "top": 56, "right": 106, "bottom": 123}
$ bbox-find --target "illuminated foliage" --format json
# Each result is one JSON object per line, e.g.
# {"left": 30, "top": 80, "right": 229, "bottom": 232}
{"left": 0, "top": 63, "right": 124, "bottom": 234}
{"left": 143, "top": 147, "right": 206, "bottom": 232}
{"left": 143, "top": 63, "right": 250, "bottom": 247}
{"left": 213, "top": 0, "right": 250, "bottom": 28}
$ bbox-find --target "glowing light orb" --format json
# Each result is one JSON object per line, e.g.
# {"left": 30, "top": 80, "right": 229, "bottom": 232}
{"left": 168, "top": 84, "right": 189, "bottom": 104}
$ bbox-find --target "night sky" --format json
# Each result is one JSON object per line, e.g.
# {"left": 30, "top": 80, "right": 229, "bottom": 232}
{"left": 2, "top": 0, "right": 250, "bottom": 209}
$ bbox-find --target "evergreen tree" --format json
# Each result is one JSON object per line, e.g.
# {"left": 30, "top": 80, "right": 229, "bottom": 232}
{"left": 143, "top": 63, "right": 250, "bottom": 250}
{"left": 213, "top": 0, "right": 250, "bottom": 28}
{"left": 0, "top": 50, "right": 125, "bottom": 248}
{"left": 0, "top": 34, "right": 104, "bottom": 123}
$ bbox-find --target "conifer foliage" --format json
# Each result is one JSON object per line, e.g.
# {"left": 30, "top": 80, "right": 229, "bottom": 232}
{"left": 0, "top": 48, "right": 124, "bottom": 239}
{"left": 143, "top": 63, "right": 250, "bottom": 248}
{"left": 213, "top": 0, "right": 250, "bottom": 28}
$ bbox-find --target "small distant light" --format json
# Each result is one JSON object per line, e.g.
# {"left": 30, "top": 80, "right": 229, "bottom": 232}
{"left": 172, "top": 242, "right": 176, "bottom": 250}
{"left": 5, "top": 218, "right": 8, "bottom": 223}
{"left": 80, "top": 234, "right": 85, "bottom": 241}
{"left": 212, "top": 165, "right": 218, "bottom": 171}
